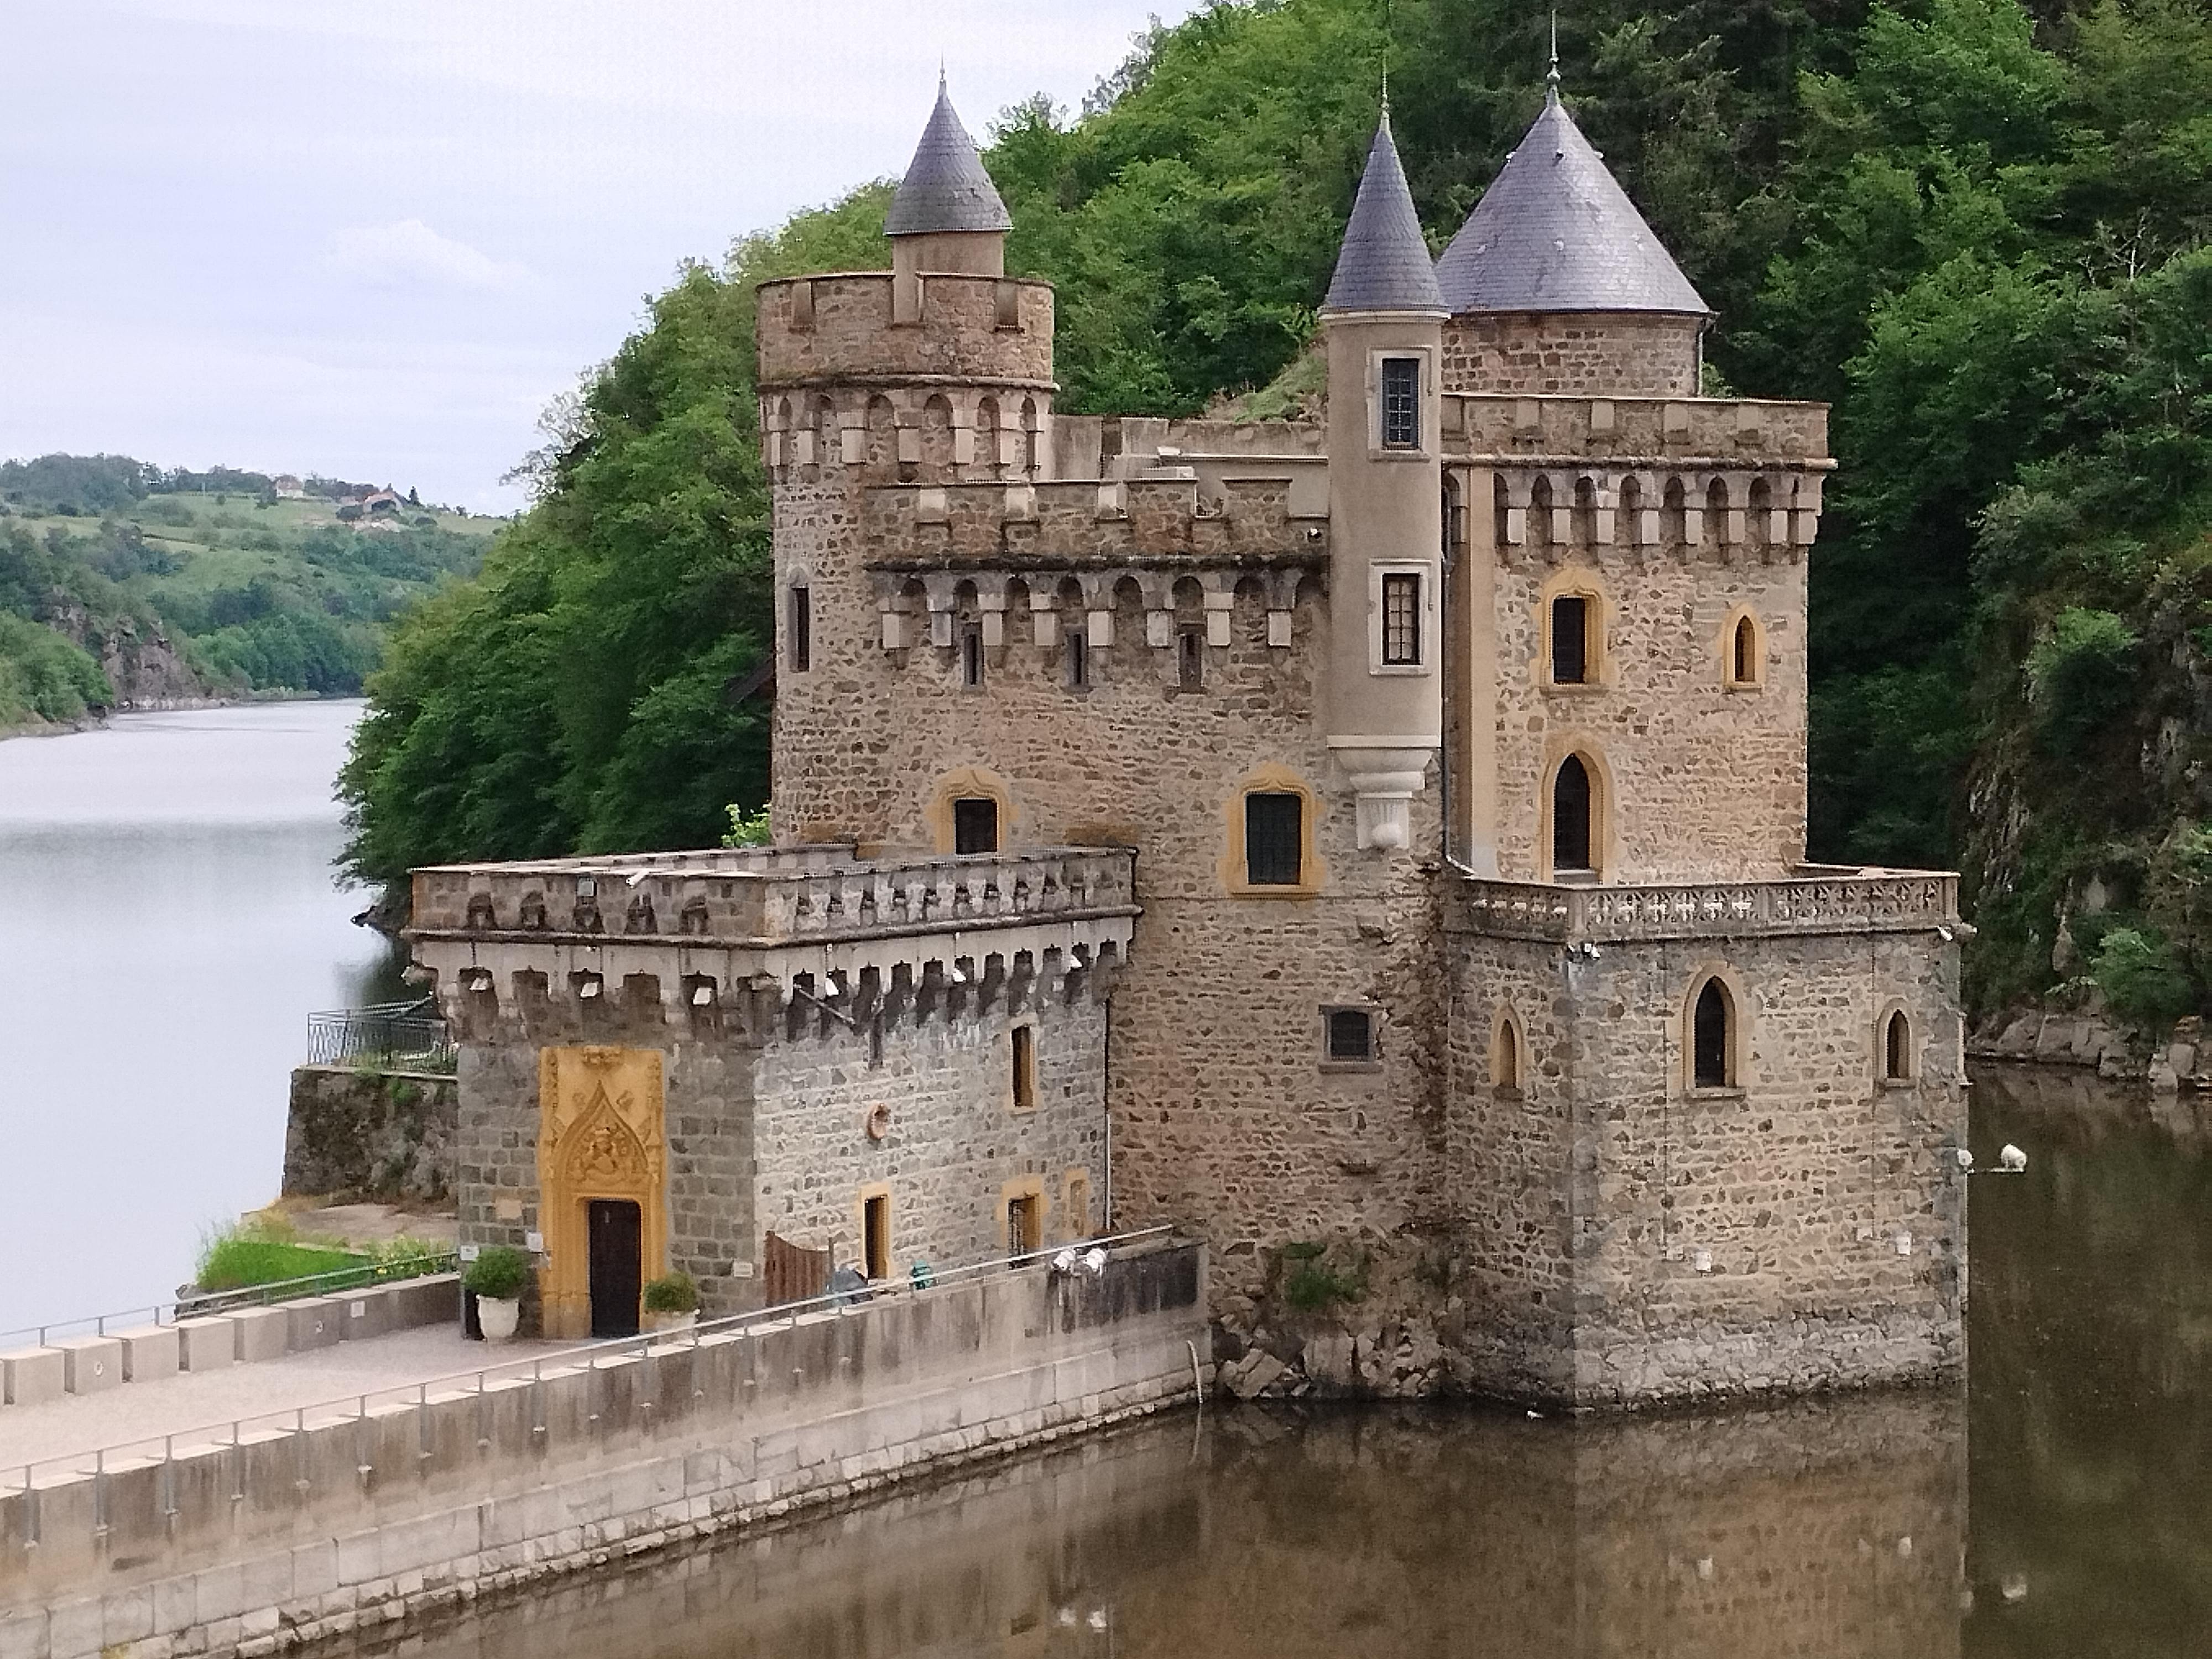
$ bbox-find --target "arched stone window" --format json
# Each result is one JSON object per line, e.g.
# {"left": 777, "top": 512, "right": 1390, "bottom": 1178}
{"left": 1551, "top": 754, "right": 1595, "bottom": 875}
{"left": 1723, "top": 607, "right": 1765, "bottom": 690}
{"left": 1881, "top": 1005, "right": 1914, "bottom": 1083}
{"left": 1491, "top": 1007, "right": 1525, "bottom": 1092}
{"left": 1539, "top": 571, "right": 1609, "bottom": 689}
{"left": 1691, "top": 975, "right": 1737, "bottom": 1091}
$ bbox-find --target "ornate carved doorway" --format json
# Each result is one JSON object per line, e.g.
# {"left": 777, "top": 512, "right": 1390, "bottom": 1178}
{"left": 539, "top": 1046, "right": 666, "bottom": 1340}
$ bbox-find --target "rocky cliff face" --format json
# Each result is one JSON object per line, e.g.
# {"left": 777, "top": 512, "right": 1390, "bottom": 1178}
{"left": 46, "top": 603, "right": 205, "bottom": 706}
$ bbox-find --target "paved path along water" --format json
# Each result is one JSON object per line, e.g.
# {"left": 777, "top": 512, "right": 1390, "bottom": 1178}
{"left": 0, "top": 1327, "right": 560, "bottom": 1472}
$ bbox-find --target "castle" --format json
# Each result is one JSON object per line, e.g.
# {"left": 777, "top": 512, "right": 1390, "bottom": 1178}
{"left": 405, "top": 72, "right": 1969, "bottom": 1405}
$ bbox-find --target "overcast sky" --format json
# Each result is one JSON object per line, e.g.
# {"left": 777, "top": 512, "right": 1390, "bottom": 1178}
{"left": 0, "top": 2, "right": 1194, "bottom": 513}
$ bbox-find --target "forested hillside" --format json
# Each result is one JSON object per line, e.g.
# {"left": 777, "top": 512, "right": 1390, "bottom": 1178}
{"left": 0, "top": 453, "right": 497, "bottom": 731}
{"left": 341, "top": 0, "right": 2212, "bottom": 1024}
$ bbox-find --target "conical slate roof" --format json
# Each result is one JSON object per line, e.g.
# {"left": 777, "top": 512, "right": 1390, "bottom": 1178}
{"left": 1323, "top": 109, "right": 1446, "bottom": 314}
{"left": 1433, "top": 88, "right": 1708, "bottom": 315}
{"left": 885, "top": 79, "right": 1013, "bottom": 237}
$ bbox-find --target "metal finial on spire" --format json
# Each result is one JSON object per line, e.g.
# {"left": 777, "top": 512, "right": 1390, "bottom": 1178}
{"left": 1546, "top": 11, "right": 1561, "bottom": 105}
{"left": 1380, "top": 62, "right": 1389, "bottom": 116}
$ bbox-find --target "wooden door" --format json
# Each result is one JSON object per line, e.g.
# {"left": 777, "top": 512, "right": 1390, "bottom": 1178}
{"left": 588, "top": 1199, "right": 641, "bottom": 1338}
{"left": 764, "top": 1230, "right": 831, "bottom": 1306}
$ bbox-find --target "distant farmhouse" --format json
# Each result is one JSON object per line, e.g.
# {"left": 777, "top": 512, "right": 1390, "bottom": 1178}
{"left": 406, "top": 75, "right": 1969, "bottom": 1406}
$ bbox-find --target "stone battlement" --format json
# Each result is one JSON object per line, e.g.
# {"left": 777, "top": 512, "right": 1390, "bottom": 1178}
{"left": 1447, "top": 393, "right": 1828, "bottom": 463}
{"left": 757, "top": 272, "right": 1055, "bottom": 391}
{"left": 860, "top": 474, "right": 1324, "bottom": 566}
{"left": 1453, "top": 868, "right": 1961, "bottom": 943}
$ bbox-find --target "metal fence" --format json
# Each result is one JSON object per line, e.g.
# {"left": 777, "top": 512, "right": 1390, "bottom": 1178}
{"left": 0, "top": 1251, "right": 460, "bottom": 1354}
{"left": 304, "top": 998, "right": 455, "bottom": 1070}
{"left": 3, "top": 1227, "right": 1178, "bottom": 1496}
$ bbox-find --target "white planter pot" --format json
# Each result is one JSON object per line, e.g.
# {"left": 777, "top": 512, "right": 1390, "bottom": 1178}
{"left": 477, "top": 1296, "right": 521, "bottom": 1342}
{"left": 644, "top": 1309, "right": 698, "bottom": 1334}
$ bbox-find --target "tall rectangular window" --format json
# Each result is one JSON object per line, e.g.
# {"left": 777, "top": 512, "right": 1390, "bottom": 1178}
{"left": 1177, "top": 628, "right": 1204, "bottom": 688}
{"left": 960, "top": 623, "right": 984, "bottom": 688}
{"left": 954, "top": 797, "right": 999, "bottom": 855}
{"left": 1011, "top": 1024, "right": 1037, "bottom": 1111}
{"left": 1551, "top": 595, "right": 1588, "bottom": 685}
{"left": 1244, "top": 792, "right": 1303, "bottom": 886}
{"left": 1066, "top": 629, "right": 1089, "bottom": 689}
{"left": 788, "top": 584, "right": 811, "bottom": 672}
{"left": 862, "top": 1193, "right": 890, "bottom": 1280}
{"left": 1381, "top": 572, "right": 1421, "bottom": 665}
{"left": 1380, "top": 357, "right": 1421, "bottom": 450}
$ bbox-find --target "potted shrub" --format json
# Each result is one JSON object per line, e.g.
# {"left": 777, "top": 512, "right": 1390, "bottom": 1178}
{"left": 465, "top": 1245, "right": 531, "bottom": 1341}
{"left": 642, "top": 1270, "right": 700, "bottom": 1333}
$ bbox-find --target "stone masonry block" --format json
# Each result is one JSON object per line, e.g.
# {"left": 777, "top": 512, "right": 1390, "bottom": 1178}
{"left": 286, "top": 1297, "right": 345, "bottom": 1353}
{"left": 340, "top": 1286, "right": 393, "bottom": 1341}
{"left": 115, "top": 1324, "right": 181, "bottom": 1383}
{"left": 176, "top": 1317, "right": 233, "bottom": 1372}
{"left": 55, "top": 1335, "right": 123, "bottom": 1395}
{"left": 0, "top": 1346, "right": 64, "bottom": 1406}
{"left": 231, "top": 1307, "right": 289, "bottom": 1363}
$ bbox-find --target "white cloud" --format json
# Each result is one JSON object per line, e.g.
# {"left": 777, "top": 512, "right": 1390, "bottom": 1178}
{"left": 324, "top": 218, "right": 526, "bottom": 291}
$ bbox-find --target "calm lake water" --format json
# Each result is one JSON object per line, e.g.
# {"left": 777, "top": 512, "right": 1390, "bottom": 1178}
{"left": 335, "top": 1063, "right": 2212, "bottom": 1658}
{"left": 0, "top": 702, "right": 399, "bottom": 1334}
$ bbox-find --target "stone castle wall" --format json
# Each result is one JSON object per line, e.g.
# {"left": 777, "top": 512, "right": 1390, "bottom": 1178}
{"left": 1449, "top": 924, "right": 1966, "bottom": 1404}
{"left": 757, "top": 273, "right": 1054, "bottom": 389}
{"left": 1442, "top": 311, "right": 1703, "bottom": 397}
{"left": 1486, "top": 537, "right": 1809, "bottom": 881}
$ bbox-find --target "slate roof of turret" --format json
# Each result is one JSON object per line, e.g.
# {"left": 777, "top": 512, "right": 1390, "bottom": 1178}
{"left": 1432, "top": 86, "right": 1708, "bottom": 316}
{"left": 1323, "top": 108, "right": 1446, "bottom": 314}
{"left": 885, "top": 78, "right": 1013, "bottom": 236}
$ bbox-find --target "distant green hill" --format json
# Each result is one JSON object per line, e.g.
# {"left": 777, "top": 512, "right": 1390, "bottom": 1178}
{"left": 0, "top": 453, "right": 500, "bottom": 730}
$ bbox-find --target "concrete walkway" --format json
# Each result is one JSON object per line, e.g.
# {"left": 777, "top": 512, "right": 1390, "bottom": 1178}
{"left": 0, "top": 1326, "right": 565, "bottom": 1474}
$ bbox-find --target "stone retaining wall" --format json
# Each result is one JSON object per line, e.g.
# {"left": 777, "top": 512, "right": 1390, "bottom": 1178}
{"left": 283, "top": 1068, "right": 456, "bottom": 1205}
{"left": 0, "top": 1241, "right": 1204, "bottom": 1659}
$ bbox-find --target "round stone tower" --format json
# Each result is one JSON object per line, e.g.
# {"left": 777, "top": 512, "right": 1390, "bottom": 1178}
{"left": 1321, "top": 108, "right": 1448, "bottom": 852}
{"left": 1431, "top": 70, "right": 1712, "bottom": 395}
{"left": 757, "top": 80, "right": 1055, "bottom": 845}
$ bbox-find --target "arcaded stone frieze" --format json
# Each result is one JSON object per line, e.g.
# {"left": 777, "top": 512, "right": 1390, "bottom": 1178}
{"left": 1445, "top": 392, "right": 1829, "bottom": 461}
{"left": 409, "top": 844, "right": 1136, "bottom": 947}
{"left": 1452, "top": 869, "right": 1962, "bottom": 942}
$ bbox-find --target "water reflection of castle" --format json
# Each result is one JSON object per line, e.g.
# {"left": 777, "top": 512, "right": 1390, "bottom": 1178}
{"left": 378, "top": 1389, "right": 1966, "bottom": 1658}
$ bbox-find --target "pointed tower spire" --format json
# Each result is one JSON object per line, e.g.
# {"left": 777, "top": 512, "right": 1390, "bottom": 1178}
{"left": 886, "top": 79, "right": 1012, "bottom": 237}
{"left": 1431, "top": 72, "right": 1707, "bottom": 315}
{"left": 1322, "top": 108, "right": 1445, "bottom": 314}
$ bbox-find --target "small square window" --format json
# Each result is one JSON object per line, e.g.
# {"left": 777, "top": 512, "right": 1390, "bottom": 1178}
{"left": 1244, "top": 792, "right": 1303, "bottom": 886}
{"left": 1381, "top": 358, "right": 1421, "bottom": 450}
{"left": 1381, "top": 572, "right": 1421, "bottom": 665}
{"left": 1325, "top": 1007, "right": 1376, "bottom": 1062}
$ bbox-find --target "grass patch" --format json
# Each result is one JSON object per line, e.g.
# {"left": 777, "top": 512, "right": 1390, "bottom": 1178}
{"left": 1277, "top": 1240, "right": 1367, "bottom": 1311}
{"left": 195, "top": 1216, "right": 451, "bottom": 1295}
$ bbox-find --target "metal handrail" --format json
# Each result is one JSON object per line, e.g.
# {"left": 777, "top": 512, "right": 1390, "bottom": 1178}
{"left": 0, "top": 1251, "right": 458, "bottom": 1353}
{"left": 3, "top": 1226, "right": 1178, "bottom": 1495}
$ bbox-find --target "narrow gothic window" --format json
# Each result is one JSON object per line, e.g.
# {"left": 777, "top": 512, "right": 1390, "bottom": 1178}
{"left": 1244, "top": 792, "right": 1303, "bottom": 886}
{"left": 1552, "top": 755, "right": 1593, "bottom": 873}
{"left": 1694, "top": 978, "right": 1732, "bottom": 1088}
{"left": 1178, "top": 628, "right": 1204, "bottom": 688}
{"left": 1495, "top": 1019, "right": 1520, "bottom": 1089}
{"left": 1885, "top": 1010, "right": 1910, "bottom": 1081}
{"left": 1551, "top": 595, "right": 1589, "bottom": 685}
{"left": 1382, "top": 572, "right": 1421, "bottom": 665}
{"left": 959, "top": 623, "right": 984, "bottom": 688}
{"left": 1380, "top": 357, "right": 1420, "bottom": 449}
{"left": 1066, "top": 630, "right": 1089, "bottom": 689}
{"left": 954, "top": 796, "right": 998, "bottom": 855}
{"left": 1733, "top": 614, "right": 1757, "bottom": 685}
{"left": 1326, "top": 1008, "right": 1375, "bottom": 1062}
{"left": 789, "top": 584, "right": 811, "bottom": 672}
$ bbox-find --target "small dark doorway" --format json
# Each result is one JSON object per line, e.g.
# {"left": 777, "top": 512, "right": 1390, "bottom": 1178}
{"left": 587, "top": 1199, "right": 641, "bottom": 1338}
{"left": 1553, "top": 755, "right": 1593, "bottom": 873}
{"left": 954, "top": 796, "right": 999, "bottom": 854}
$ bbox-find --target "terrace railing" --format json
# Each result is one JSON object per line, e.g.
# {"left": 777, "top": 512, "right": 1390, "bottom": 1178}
{"left": 304, "top": 998, "right": 455, "bottom": 1071}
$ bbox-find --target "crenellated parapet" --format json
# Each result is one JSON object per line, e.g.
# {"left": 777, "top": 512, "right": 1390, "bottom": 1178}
{"left": 1451, "top": 867, "right": 1961, "bottom": 943}
{"left": 1447, "top": 393, "right": 1831, "bottom": 559}
{"left": 861, "top": 474, "right": 1325, "bottom": 563}
{"left": 405, "top": 844, "right": 1138, "bottom": 1040}
{"left": 757, "top": 273, "right": 1053, "bottom": 391}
